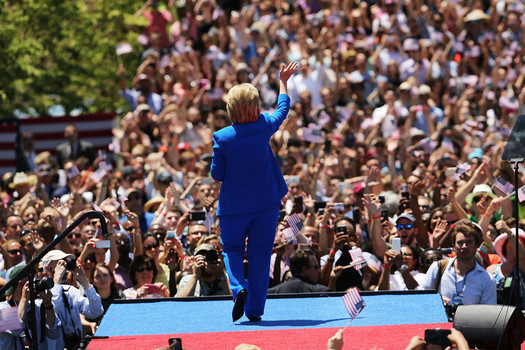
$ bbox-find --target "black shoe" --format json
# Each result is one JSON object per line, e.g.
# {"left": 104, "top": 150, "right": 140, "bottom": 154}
{"left": 248, "top": 316, "right": 261, "bottom": 322}
{"left": 232, "top": 289, "right": 248, "bottom": 322}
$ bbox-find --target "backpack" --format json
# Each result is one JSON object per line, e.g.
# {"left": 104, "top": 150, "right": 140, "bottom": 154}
{"left": 433, "top": 259, "right": 449, "bottom": 290}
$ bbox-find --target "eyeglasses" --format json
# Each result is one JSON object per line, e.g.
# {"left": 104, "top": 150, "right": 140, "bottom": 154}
{"left": 83, "top": 229, "right": 96, "bottom": 234}
{"left": 136, "top": 266, "right": 154, "bottom": 273}
{"left": 396, "top": 223, "right": 413, "bottom": 230}
{"left": 144, "top": 242, "right": 159, "bottom": 250}
{"left": 8, "top": 249, "right": 22, "bottom": 255}
{"left": 89, "top": 220, "right": 100, "bottom": 226}
{"left": 68, "top": 233, "right": 82, "bottom": 239}
{"left": 401, "top": 252, "right": 413, "bottom": 257}
{"left": 125, "top": 227, "right": 136, "bottom": 232}
{"left": 85, "top": 257, "right": 96, "bottom": 264}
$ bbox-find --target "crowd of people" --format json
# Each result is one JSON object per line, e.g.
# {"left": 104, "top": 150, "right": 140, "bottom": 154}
{"left": 3, "top": 0, "right": 525, "bottom": 348}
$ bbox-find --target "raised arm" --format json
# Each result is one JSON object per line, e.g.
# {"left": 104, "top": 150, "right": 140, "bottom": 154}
{"left": 278, "top": 61, "right": 299, "bottom": 96}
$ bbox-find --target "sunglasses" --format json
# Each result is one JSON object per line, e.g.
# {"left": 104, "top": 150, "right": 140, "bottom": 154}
{"left": 89, "top": 220, "right": 100, "bottom": 226}
{"left": 136, "top": 266, "right": 154, "bottom": 273}
{"left": 144, "top": 242, "right": 159, "bottom": 250}
{"left": 396, "top": 223, "right": 413, "bottom": 230}
{"left": 68, "top": 233, "right": 82, "bottom": 239}
{"left": 8, "top": 249, "right": 22, "bottom": 255}
{"left": 21, "top": 229, "right": 36, "bottom": 236}
{"left": 125, "top": 227, "right": 136, "bottom": 232}
{"left": 424, "top": 258, "right": 440, "bottom": 265}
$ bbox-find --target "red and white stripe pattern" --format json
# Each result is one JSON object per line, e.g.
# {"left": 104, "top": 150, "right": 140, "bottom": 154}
{"left": 282, "top": 227, "right": 296, "bottom": 244}
{"left": 342, "top": 288, "right": 365, "bottom": 320}
{"left": 349, "top": 248, "right": 365, "bottom": 270}
{"left": 518, "top": 186, "right": 525, "bottom": 203}
{"left": 301, "top": 126, "right": 323, "bottom": 144}
{"left": 286, "top": 213, "right": 304, "bottom": 236}
{"left": 0, "top": 113, "right": 115, "bottom": 175}
{"left": 493, "top": 177, "right": 514, "bottom": 196}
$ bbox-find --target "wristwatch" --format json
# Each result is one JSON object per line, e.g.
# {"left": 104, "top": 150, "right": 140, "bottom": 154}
{"left": 398, "top": 264, "right": 408, "bottom": 273}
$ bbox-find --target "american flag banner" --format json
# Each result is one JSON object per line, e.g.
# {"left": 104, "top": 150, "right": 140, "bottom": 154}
{"left": 518, "top": 186, "right": 525, "bottom": 203}
{"left": 301, "top": 126, "right": 323, "bottom": 144}
{"left": 342, "top": 288, "right": 365, "bottom": 320}
{"left": 494, "top": 177, "right": 515, "bottom": 196}
{"left": 286, "top": 213, "right": 304, "bottom": 236}
{"left": 349, "top": 248, "right": 365, "bottom": 270}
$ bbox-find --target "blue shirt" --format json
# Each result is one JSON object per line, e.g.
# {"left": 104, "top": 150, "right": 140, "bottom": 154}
{"left": 422, "top": 258, "right": 496, "bottom": 305}
{"left": 211, "top": 94, "right": 290, "bottom": 216}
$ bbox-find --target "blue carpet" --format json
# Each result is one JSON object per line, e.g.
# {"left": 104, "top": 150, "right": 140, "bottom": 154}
{"left": 96, "top": 292, "right": 448, "bottom": 337}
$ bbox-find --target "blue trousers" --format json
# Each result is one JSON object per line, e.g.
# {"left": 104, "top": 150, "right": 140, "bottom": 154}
{"left": 219, "top": 205, "right": 279, "bottom": 317}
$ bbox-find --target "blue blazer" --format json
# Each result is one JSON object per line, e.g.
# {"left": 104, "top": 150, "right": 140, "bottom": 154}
{"left": 211, "top": 94, "right": 290, "bottom": 217}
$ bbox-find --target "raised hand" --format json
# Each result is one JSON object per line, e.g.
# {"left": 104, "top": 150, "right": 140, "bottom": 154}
{"left": 279, "top": 61, "right": 299, "bottom": 85}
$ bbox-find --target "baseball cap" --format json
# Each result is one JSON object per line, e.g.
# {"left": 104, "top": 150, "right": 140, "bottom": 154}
{"left": 5, "top": 264, "right": 27, "bottom": 296}
{"left": 396, "top": 213, "right": 416, "bottom": 223}
{"left": 41, "top": 250, "right": 75, "bottom": 268}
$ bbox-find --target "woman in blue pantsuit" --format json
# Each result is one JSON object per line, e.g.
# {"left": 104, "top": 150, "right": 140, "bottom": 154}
{"left": 211, "top": 61, "right": 298, "bottom": 322}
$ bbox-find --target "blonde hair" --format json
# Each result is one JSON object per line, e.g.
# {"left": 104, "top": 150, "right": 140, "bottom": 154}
{"left": 227, "top": 83, "right": 260, "bottom": 124}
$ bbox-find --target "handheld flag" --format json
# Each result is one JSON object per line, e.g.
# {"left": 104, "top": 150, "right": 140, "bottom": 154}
{"left": 342, "top": 288, "right": 365, "bottom": 320}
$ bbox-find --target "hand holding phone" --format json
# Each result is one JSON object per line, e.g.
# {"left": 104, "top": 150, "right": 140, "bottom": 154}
{"left": 392, "top": 237, "right": 401, "bottom": 253}
{"left": 145, "top": 283, "right": 161, "bottom": 294}
{"left": 424, "top": 329, "right": 451, "bottom": 346}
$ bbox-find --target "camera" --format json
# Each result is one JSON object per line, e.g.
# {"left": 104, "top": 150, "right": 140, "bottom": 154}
{"left": 63, "top": 257, "right": 77, "bottom": 271}
{"left": 198, "top": 249, "right": 218, "bottom": 264}
{"left": 401, "top": 191, "right": 410, "bottom": 199}
{"left": 34, "top": 277, "right": 54, "bottom": 294}
{"left": 189, "top": 210, "right": 206, "bottom": 221}
{"left": 378, "top": 196, "right": 385, "bottom": 204}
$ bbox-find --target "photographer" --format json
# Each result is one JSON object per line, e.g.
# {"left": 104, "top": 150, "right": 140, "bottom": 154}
{"left": 175, "top": 243, "right": 231, "bottom": 297}
{"left": 0, "top": 265, "right": 60, "bottom": 349}
{"left": 41, "top": 250, "right": 103, "bottom": 350}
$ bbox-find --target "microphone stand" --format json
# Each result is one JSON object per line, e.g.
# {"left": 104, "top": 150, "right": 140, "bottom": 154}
{"left": 0, "top": 210, "right": 108, "bottom": 350}
{"left": 510, "top": 158, "right": 523, "bottom": 350}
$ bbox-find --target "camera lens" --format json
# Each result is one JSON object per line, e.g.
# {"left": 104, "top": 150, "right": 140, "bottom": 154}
{"left": 205, "top": 250, "right": 218, "bottom": 264}
{"left": 34, "top": 277, "right": 54, "bottom": 294}
{"left": 63, "top": 257, "right": 77, "bottom": 271}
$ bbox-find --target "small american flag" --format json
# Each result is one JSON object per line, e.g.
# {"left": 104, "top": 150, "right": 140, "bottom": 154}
{"left": 494, "top": 177, "right": 514, "bottom": 196}
{"left": 92, "top": 202, "right": 103, "bottom": 213}
{"left": 453, "top": 163, "right": 471, "bottom": 181}
{"left": 116, "top": 43, "right": 133, "bottom": 56}
{"left": 301, "top": 127, "right": 323, "bottom": 144}
{"left": 518, "top": 186, "right": 525, "bottom": 203}
{"left": 342, "top": 288, "right": 365, "bottom": 320}
{"left": 286, "top": 213, "right": 304, "bottom": 236}
{"left": 349, "top": 248, "right": 365, "bottom": 270}
{"left": 282, "top": 228, "right": 296, "bottom": 243}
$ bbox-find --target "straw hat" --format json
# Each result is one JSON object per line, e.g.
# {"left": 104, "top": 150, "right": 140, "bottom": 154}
{"left": 465, "top": 184, "right": 497, "bottom": 207}
{"left": 463, "top": 9, "right": 489, "bottom": 22}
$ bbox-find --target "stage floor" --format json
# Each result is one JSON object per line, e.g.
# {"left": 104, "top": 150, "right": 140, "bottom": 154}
{"left": 89, "top": 291, "right": 451, "bottom": 349}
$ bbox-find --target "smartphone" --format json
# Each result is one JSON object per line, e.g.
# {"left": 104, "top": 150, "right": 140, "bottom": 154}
{"left": 324, "top": 139, "right": 331, "bottom": 153}
{"left": 334, "top": 203, "right": 344, "bottom": 212}
{"left": 294, "top": 196, "right": 303, "bottom": 207}
{"left": 401, "top": 191, "right": 410, "bottom": 200}
{"left": 336, "top": 225, "right": 348, "bottom": 234}
{"left": 95, "top": 240, "right": 111, "bottom": 249}
{"left": 145, "top": 283, "right": 161, "bottom": 294}
{"left": 278, "top": 210, "right": 286, "bottom": 222}
{"left": 200, "top": 177, "right": 213, "bottom": 185}
{"left": 314, "top": 201, "right": 327, "bottom": 212}
{"left": 378, "top": 196, "right": 385, "bottom": 204}
{"left": 392, "top": 237, "right": 401, "bottom": 253}
{"left": 424, "top": 329, "right": 451, "bottom": 346}
{"left": 169, "top": 337, "right": 183, "bottom": 350}
{"left": 381, "top": 210, "right": 389, "bottom": 222}
{"left": 166, "top": 231, "right": 176, "bottom": 240}
{"left": 318, "top": 208, "right": 325, "bottom": 216}
{"left": 352, "top": 208, "right": 361, "bottom": 223}
{"left": 189, "top": 210, "right": 206, "bottom": 221}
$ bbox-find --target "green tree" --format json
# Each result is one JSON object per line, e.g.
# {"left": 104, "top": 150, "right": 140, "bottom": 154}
{"left": 0, "top": 0, "right": 149, "bottom": 118}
